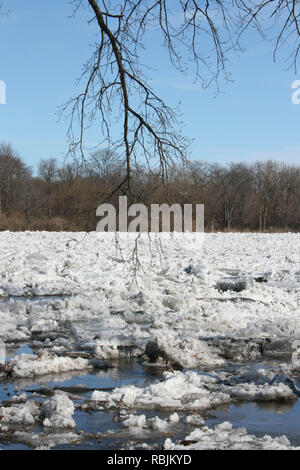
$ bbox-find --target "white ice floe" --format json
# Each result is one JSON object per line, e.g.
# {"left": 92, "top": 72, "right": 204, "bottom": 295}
{"left": 0, "top": 400, "right": 40, "bottom": 425}
{"left": 213, "top": 367, "right": 298, "bottom": 401}
{"left": 184, "top": 414, "right": 205, "bottom": 426}
{"left": 8, "top": 352, "right": 91, "bottom": 378}
{"left": 42, "top": 392, "right": 76, "bottom": 429}
{"left": 91, "top": 371, "right": 230, "bottom": 411}
{"left": 12, "top": 430, "right": 80, "bottom": 449}
{"left": 0, "top": 391, "right": 76, "bottom": 430}
{"left": 164, "top": 421, "right": 300, "bottom": 450}
{"left": 1, "top": 232, "right": 300, "bottom": 366}
{"left": 224, "top": 382, "right": 296, "bottom": 401}
{"left": 1, "top": 232, "right": 300, "bottom": 450}
{"left": 122, "top": 412, "right": 180, "bottom": 433}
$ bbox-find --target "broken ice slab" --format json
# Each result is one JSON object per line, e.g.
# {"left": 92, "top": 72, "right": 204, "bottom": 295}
{"left": 0, "top": 338, "right": 6, "bottom": 364}
{"left": 217, "top": 269, "right": 241, "bottom": 277}
{"left": 216, "top": 276, "right": 254, "bottom": 292}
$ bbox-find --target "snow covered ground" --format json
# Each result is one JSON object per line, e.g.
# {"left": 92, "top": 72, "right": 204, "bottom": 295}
{"left": 0, "top": 231, "right": 300, "bottom": 449}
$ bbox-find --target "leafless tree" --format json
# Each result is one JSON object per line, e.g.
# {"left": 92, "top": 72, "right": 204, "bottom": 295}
{"left": 38, "top": 158, "right": 58, "bottom": 184}
{"left": 1, "top": 141, "right": 300, "bottom": 231}
{"left": 253, "top": 161, "right": 281, "bottom": 231}
{"left": 38, "top": 158, "right": 59, "bottom": 217}
{"left": 279, "top": 164, "right": 300, "bottom": 229}
{"left": 63, "top": 0, "right": 299, "bottom": 199}
{"left": 87, "top": 147, "right": 123, "bottom": 182}
{"left": 0, "top": 143, "right": 31, "bottom": 216}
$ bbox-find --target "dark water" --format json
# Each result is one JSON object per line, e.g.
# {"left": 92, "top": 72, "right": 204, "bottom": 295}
{"left": 207, "top": 400, "right": 300, "bottom": 446}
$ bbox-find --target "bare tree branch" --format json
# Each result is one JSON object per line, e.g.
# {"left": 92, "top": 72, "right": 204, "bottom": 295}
{"left": 62, "top": 0, "right": 299, "bottom": 199}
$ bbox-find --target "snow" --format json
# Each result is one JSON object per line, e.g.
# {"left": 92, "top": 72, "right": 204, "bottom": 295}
{"left": 91, "top": 370, "right": 230, "bottom": 410}
{"left": 212, "top": 367, "right": 298, "bottom": 401}
{"left": 0, "top": 400, "right": 40, "bottom": 425}
{"left": 0, "top": 391, "right": 76, "bottom": 429}
{"left": 164, "top": 422, "right": 300, "bottom": 450}
{"left": 1, "top": 231, "right": 300, "bottom": 449}
{"left": 12, "top": 430, "right": 80, "bottom": 449}
{"left": 122, "top": 413, "right": 179, "bottom": 433}
{"left": 1, "top": 231, "right": 299, "bottom": 368}
{"left": 103, "top": 411, "right": 182, "bottom": 438}
{"left": 224, "top": 382, "right": 296, "bottom": 401}
{"left": 41, "top": 392, "right": 76, "bottom": 428}
{"left": 185, "top": 414, "right": 205, "bottom": 426}
{"left": 8, "top": 352, "right": 91, "bottom": 378}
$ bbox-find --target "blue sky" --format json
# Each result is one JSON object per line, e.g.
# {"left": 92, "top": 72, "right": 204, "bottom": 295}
{"left": 0, "top": 0, "right": 299, "bottom": 174}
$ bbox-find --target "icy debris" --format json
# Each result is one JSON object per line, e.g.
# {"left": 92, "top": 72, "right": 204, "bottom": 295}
{"left": 263, "top": 338, "right": 294, "bottom": 357}
{"left": 91, "top": 371, "right": 230, "bottom": 411}
{"left": 2, "top": 232, "right": 300, "bottom": 367}
{"left": 1, "top": 232, "right": 300, "bottom": 449}
{"left": 220, "top": 367, "right": 275, "bottom": 386}
{"left": 0, "top": 338, "right": 5, "bottom": 364}
{"left": 289, "top": 360, "right": 300, "bottom": 375}
{"left": 9, "top": 351, "right": 91, "bottom": 378}
{"left": 161, "top": 294, "right": 186, "bottom": 312}
{"left": 164, "top": 422, "right": 300, "bottom": 450}
{"left": 216, "top": 276, "right": 254, "bottom": 292}
{"left": 0, "top": 392, "right": 76, "bottom": 430}
{"left": 95, "top": 340, "right": 142, "bottom": 360}
{"left": 29, "top": 319, "right": 59, "bottom": 333}
{"left": 41, "top": 392, "right": 76, "bottom": 429}
{"left": 224, "top": 383, "right": 296, "bottom": 401}
{"left": 12, "top": 430, "right": 80, "bottom": 449}
{"left": 254, "top": 274, "right": 270, "bottom": 283}
{"left": 25, "top": 252, "right": 49, "bottom": 264}
{"left": 122, "top": 414, "right": 147, "bottom": 429}
{"left": 0, "top": 317, "right": 30, "bottom": 343}
{"left": 214, "top": 367, "right": 299, "bottom": 401}
{"left": 185, "top": 261, "right": 210, "bottom": 282}
{"left": 149, "top": 416, "right": 173, "bottom": 432}
{"left": 120, "top": 412, "right": 180, "bottom": 435}
{"left": 143, "top": 341, "right": 183, "bottom": 370}
{"left": 152, "top": 331, "right": 225, "bottom": 368}
{"left": 0, "top": 400, "right": 40, "bottom": 425}
{"left": 169, "top": 412, "right": 180, "bottom": 424}
{"left": 184, "top": 414, "right": 205, "bottom": 426}
{"left": 211, "top": 337, "right": 265, "bottom": 362}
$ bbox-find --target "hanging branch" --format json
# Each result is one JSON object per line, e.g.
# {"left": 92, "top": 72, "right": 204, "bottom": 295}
{"left": 63, "top": 0, "right": 299, "bottom": 199}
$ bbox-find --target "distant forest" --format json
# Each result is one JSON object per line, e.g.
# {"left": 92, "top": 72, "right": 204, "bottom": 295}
{"left": 0, "top": 142, "right": 299, "bottom": 232}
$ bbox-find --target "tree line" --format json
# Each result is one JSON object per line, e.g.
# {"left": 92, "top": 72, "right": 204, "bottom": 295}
{"left": 0, "top": 142, "right": 299, "bottom": 232}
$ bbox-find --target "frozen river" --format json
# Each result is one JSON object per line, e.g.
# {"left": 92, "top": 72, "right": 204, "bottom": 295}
{"left": 1, "top": 232, "right": 300, "bottom": 450}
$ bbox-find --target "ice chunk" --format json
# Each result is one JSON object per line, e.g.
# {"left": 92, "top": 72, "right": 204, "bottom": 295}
{"left": 164, "top": 422, "right": 299, "bottom": 450}
{"left": 9, "top": 351, "right": 91, "bottom": 378}
{"left": 216, "top": 276, "right": 254, "bottom": 292}
{"left": 42, "top": 391, "right": 76, "bottom": 428}
{"left": 0, "top": 400, "right": 40, "bottom": 425}
{"left": 91, "top": 371, "right": 230, "bottom": 411}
